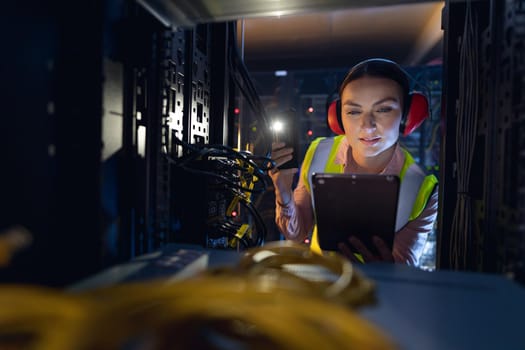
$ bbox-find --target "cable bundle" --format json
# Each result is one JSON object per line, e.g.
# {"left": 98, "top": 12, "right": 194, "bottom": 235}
{"left": 231, "top": 241, "right": 377, "bottom": 307}
{"left": 169, "top": 137, "right": 273, "bottom": 248}
{"left": 450, "top": 0, "right": 479, "bottom": 269}
{"left": 0, "top": 286, "right": 99, "bottom": 350}
{"left": 0, "top": 242, "right": 396, "bottom": 350}
{"left": 169, "top": 137, "right": 274, "bottom": 194}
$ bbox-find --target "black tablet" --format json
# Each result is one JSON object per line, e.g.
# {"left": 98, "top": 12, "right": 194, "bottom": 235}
{"left": 311, "top": 173, "right": 400, "bottom": 253}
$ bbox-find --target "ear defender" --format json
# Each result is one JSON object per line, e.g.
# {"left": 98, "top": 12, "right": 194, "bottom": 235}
{"left": 327, "top": 99, "right": 344, "bottom": 135}
{"left": 401, "top": 91, "right": 429, "bottom": 137}
{"left": 326, "top": 92, "right": 429, "bottom": 137}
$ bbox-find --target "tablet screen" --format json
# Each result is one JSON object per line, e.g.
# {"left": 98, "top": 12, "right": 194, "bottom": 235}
{"left": 311, "top": 173, "right": 400, "bottom": 253}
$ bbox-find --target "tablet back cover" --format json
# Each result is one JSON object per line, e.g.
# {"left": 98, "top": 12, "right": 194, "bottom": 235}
{"left": 312, "top": 173, "right": 400, "bottom": 252}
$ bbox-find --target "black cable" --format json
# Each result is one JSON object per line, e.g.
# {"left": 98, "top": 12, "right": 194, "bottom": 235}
{"left": 168, "top": 135, "right": 274, "bottom": 193}
{"left": 240, "top": 199, "right": 267, "bottom": 247}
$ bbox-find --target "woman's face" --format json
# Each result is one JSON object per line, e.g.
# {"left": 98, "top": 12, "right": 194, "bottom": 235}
{"left": 340, "top": 76, "right": 404, "bottom": 160}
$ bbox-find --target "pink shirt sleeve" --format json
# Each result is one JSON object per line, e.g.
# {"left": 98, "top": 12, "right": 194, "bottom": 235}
{"left": 274, "top": 172, "right": 315, "bottom": 242}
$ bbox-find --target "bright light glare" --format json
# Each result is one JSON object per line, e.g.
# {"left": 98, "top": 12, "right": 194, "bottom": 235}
{"left": 271, "top": 120, "right": 285, "bottom": 133}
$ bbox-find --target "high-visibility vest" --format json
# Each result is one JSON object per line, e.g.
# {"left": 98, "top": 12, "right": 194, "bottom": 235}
{"left": 300, "top": 135, "right": 438, "bottom": 254}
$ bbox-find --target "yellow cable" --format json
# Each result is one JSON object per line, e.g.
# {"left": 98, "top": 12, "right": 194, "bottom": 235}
{"left": 0, "top": 242, "right": 396, "bottom": 350}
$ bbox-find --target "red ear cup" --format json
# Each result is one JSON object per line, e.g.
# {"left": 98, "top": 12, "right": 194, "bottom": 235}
{"left": 327, "top": 99, "right": 344, "bottom": 135}
{"left": 402, "top": 92, "right": 429, "bottom": 137}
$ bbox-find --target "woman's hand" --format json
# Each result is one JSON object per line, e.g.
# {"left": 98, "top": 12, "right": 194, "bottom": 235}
{"left": 338, "top": 236, "right": 394, "bottom": 263}
{"left": 268, "top": 142, "right": 298, "bottom": 206}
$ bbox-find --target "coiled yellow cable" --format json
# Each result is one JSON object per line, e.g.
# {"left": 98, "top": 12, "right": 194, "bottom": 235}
{"left": 0, "top": 242, "right": 396, "bottom": 349}
{"left": 234, "top": 240, "right": 376, "bottom": 306}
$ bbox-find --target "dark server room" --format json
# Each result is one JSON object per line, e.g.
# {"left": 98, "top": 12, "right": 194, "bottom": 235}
{"left": 0, "top": 0, "right": 524, "bottom": 349}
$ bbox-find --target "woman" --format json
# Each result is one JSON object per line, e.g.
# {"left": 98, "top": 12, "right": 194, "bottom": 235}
{"left": 269, "top": 58, "right": 438, "bottom": 265}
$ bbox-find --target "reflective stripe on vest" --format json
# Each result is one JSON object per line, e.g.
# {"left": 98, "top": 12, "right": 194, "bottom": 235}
{"left": 301, "top": 136, "right": 437, "bottom": 255}
{"left": 398, "top": 149, "right": 438, "bottom": 224}
{"left": 301, "top": 135, "right": 345, "bottom": 193}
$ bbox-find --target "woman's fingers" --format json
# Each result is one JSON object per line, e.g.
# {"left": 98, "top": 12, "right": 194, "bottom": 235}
{"left": 348, "top": 236, "right": 376, "bottom": 262}
{"left": 272, "top": 147, "right": 294, "bottom": 161}
{"left": 269, "top": 143, "right": 295, "bottom": 170}
{"left": 338, "top": 236, "right": 394, "bottom": 264}
{"left": 338, "top": 242, "right": 360, "bottom": 263}
{"left": 271, "top": 141, "right": 286, "bottom": 150}
{"left": 372, "top": 236, "right": 395, "bottom": 262}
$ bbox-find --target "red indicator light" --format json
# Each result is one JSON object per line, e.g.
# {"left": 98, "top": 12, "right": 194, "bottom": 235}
{"left": 234, "top": 108, "right": 240, "bottom": 115}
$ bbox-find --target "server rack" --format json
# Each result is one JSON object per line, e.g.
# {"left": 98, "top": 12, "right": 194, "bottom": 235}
{"left": 0, "top": 0, "right": 233, "bottom": 285}
{"left": 439, "top": 0, "right": 525, "bottom": 283}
